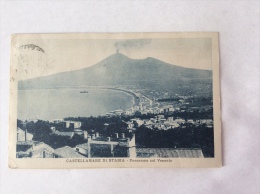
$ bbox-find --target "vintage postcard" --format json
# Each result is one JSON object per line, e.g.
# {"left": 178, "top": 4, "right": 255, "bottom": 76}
{"left": 9, "top": 32, "right": 221, "bottom": 168}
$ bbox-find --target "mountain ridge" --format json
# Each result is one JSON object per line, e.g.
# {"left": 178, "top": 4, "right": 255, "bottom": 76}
{"left": 18, "top": 53, "right": 212, "bottom": 89}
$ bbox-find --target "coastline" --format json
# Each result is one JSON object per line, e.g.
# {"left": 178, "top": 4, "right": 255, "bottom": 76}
{"left": 96, "top": 87, "right": 140, "bottom": 107}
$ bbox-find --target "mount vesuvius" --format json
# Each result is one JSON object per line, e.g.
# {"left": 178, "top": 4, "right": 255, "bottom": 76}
{"left": 18, "top": 53, "right": 212, "bottom": 89}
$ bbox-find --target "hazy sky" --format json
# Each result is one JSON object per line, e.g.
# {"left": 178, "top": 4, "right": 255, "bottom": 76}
{"left": 13, "top": 38, "right": 212, "bottom": 80}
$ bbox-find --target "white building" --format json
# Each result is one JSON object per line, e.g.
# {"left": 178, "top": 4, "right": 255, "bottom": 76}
{"left": 31, "top": 142, "right": 54, "bottom": 158}
{"left": 130, "top": 118, "right": 144, "bottom": 127}
{"left": 17, "top": 128, "right": 33, "bottom": 142}
{"left": 63, "top": 121, "right": 82, "bottom": 129}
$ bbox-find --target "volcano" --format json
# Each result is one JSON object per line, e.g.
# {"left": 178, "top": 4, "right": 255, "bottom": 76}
{"left": 18, "top": 53, "right": 212, "bottom": 89}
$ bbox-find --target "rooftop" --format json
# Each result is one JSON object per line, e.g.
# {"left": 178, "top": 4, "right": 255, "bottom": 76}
{"left": 76, "top": 143, "right": 88, "bottom": 150}
{"left": 92, "top": 137, "right": 129, "bottom": 142}
{"left": 54, "top": 131, "right": 74, "bottom": 137}
{"left": 136, "top": 148, "right": 204, "bottom": 158}
{"left": 54, "top": 146, "right": 85, "bottom": 158}
{"left": 17, "top": 141, "right": 34, "bottom": 146}
{"left": 32, "top": 142, "right": 54, "bottom": 157}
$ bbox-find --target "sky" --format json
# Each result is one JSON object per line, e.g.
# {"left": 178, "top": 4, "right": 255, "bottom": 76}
{"left": 12, "top": 37, "right": 212, "bottom": 80}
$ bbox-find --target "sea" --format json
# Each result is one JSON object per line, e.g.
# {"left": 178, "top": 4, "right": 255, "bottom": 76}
{"left": 17, "top": 88, "right": 134, "bottom": 121}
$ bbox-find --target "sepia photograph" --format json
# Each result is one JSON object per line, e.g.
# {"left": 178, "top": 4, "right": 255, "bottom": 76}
{"left": 9, "top": 32, "right": 221, "bottom": 168}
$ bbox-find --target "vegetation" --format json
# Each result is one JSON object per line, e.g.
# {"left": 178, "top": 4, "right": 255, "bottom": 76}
{"left": 135, "top": 125, "right": 214, "bottom": 157}
{"left": 18, "top": 120, "right": 86, "bottom": 149}
{"left": 64, "top": 116, "right": 130, "bottom": 138}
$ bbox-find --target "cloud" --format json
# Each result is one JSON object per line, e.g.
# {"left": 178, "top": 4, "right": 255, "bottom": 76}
{"left": 114, "top": 39, "right": 151, "bottom": 52}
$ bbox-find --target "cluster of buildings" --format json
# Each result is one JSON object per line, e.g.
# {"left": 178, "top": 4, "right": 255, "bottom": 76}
{"left": 125, "top": 115, "right": 213, "bottom": 131}
{"left": 16, "top": 126, "right": 204, "bottom": 159}
{"left": 104, "top": 88, "right": 213, "bottom": 120}
{"left": 16, "top": 127, "right": 136, "bottom": 158}
{"left": 105, "top": 99, "right": 175, "bottom": 117}
{"left": 52, "top": 119, "right": 82, "bottom": 129}
{"left": 16, "top": 128, "right": 54, "bottom": 158}
{"left": 50, "top": 120, "right": 84, "bottom": 138}
{"left": 105, "top": 106, "right": 173, "bottom": 117}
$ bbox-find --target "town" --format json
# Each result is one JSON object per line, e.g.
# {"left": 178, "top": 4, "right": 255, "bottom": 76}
{"left": 16, "top": 87, "right": 214, "bottom": 159}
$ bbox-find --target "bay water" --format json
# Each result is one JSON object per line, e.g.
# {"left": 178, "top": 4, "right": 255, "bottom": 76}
{"left": 18, "top": 88, "right": 134, "bottom": 121}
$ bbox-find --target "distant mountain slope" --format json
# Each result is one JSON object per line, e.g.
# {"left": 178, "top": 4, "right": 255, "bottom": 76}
{"left": 18, "top": 53, "right": 212, "bottom": 89}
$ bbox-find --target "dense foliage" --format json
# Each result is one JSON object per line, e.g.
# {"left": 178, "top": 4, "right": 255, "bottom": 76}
{"left": 135, "top": 125, "right": 214, "bottom": 157}
{"left": 18, "top": 120, "right": 86, "bottom": 149}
